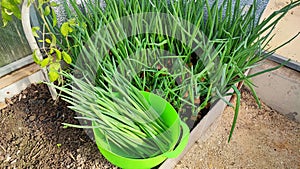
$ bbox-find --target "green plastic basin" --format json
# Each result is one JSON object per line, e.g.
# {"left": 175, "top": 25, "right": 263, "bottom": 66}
{"left": 93, "top": 91, "right": 189, "bottom": 169}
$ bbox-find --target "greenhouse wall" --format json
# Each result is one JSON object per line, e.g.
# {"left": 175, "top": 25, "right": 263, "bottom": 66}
{"left": 0, "top": 17, "right": 32, "bottom": 77}
{"left": 0, "top": 6, "right": 45, "bottom": 103}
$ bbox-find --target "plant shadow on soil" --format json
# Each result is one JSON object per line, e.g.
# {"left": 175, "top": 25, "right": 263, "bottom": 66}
{"left": 0, "top": 84, "right": 117, "bottom": 168}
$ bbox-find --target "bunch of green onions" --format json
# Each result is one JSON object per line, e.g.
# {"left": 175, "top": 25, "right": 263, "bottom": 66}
{"left": 47, "top": 0, "right": 300, "bottom": 146}
{"left": 56, "top": 58, "right": 178, "bottom": 158}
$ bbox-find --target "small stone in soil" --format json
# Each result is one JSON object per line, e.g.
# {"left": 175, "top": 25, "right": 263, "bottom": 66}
{"left": 29, "top": 116, "right": 36, "bottom": 121}
{"left": 39, "top": 116, "right": 45, "bottom": 121}
{"left": 18, "top": 94, "right": 22, "bottom": 101}
{"left": 5, "top": 98, "right": 13, "bottom": 105}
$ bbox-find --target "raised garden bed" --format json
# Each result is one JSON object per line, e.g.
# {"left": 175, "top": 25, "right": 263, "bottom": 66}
{"left": 1, "top": 0, "right": 299, "bottom": 168}
{"left": 1, "top": 83, "right": 299, "bottom": 168}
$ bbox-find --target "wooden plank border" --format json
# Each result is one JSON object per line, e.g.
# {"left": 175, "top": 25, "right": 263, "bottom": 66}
{"left": 159, "top": 69, "right": 249, "bottom": 169}
{"left": 0, "top": 63, "right": 40, "bottom": 89}
{"left": 0, "top": 65, "right": 44, "bottom": 103}
{"left": 159, "top": 89, "right": 233, "bottom": 169}
{"left": 0, "top": 55, "right": 34, "bottom": 78}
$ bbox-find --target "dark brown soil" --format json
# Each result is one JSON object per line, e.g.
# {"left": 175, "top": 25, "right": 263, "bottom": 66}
{"left": 0, "top": 84, "right": 117, "bottom": 169}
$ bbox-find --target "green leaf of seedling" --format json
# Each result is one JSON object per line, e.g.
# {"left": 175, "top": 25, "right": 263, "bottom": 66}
{"left": 56, "top": 143, "right": 62, "bottom": 148}
{"left": 1, "top": 13, "right": 11, "bottom": 27}
{"left": 50, "top": 2, "right": 59, "bottom": 7}
{"left": 63, "top": 125, "right": 68, "bottom": 129}
{"left": 54, "top": 49, "right": 62, "bottom": 60}
{"left": 48, "top": 70, "right": 59, "bottom": 82}
{"left": 68, "top": 27, "right": 73, "bottom": 33}
{"left": 14, "top": 0, "right": 22, "bottom": 4}
{"left": 49, "top": 62, "right": 61, "bottom": 71}
{"left": 32, "top": 27, "right": 40, "bottom": 38}
{"left": 49, "top": 48, "right": 54, "bottom": 54}
{"left": 50, "top": 34, "right": 56, "bottom": 48}
{"left": 4, "top": 8, "right": 13, "bottom": 15}
{"left": 1, "top": 0, "right": 21, "bottom": 19}
{"left": 38, "top": 0, "right": 44, "bottom": 9}
{"left": 2, "top": 20, "right": 8, "bottom": 27}
{"left": 60, "top": 19, "right": 76, "bottom": 36}
{"left": 68, "top": 18, "right": 76, "bottom": 26}
{"left": 45, "top": 38, "right": 51, "bottom": 44}
{"left": 48, "top": 62, "right": 61, "bottom": 81}
{"left": 62, "top": 51, "right": 72, "bottom": 64}
{"left": 32, "top": 50, "right": 40, "bottom": 64}
{"left": 40, "top": 57, "right": 50, "bottom": 67}
{"left": 52, "top": 9, "right": 57, "bottom": 27}
{"left": 44, "top": 6, "right": 51, "bottom": 16}
{"left": 60, "top": 22, "right": 70, "bottom": 36}
{"left": 1, "top": 6, "right": 13, "bottom": 27}
{"left": 228, "top": 85, "right": 241, "bottom": 143}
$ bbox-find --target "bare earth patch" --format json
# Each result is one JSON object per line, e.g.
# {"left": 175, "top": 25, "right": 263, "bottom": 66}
{"left": 175, "top": 87, "right": 300, "bottom": 169}
{"left": 0, "top": 84, "right": 117, "bottom": 169}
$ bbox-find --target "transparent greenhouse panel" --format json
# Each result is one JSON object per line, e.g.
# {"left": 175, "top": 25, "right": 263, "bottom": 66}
{"left": 0, "top": 17, "right": 32, "bottom": 68}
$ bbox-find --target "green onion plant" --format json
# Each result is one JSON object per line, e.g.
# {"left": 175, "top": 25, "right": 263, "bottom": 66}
{"left": 45, "top": 0, "right": 300, "bottom": 147}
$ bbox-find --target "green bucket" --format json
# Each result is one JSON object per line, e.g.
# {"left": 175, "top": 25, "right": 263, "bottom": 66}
{"left": 93, "top": 91, "right": 190, "bottom": 169}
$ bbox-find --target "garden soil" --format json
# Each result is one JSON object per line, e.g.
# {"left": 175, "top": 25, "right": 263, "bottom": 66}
{"left": 0, "top": 84, "right": 117, "bottom": 169}
{"left": 175, "top": 87, "right": 300, "bottom": 169}
{"left": 0, "top": 84, "right": 299, "bottom": 168}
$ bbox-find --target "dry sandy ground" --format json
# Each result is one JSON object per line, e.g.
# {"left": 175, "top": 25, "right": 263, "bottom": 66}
{"left": 261, "top": 0, "right": 300, "bottom": 62}
{"left": 175, "top": 88, "right": 300, "bottom": 169}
